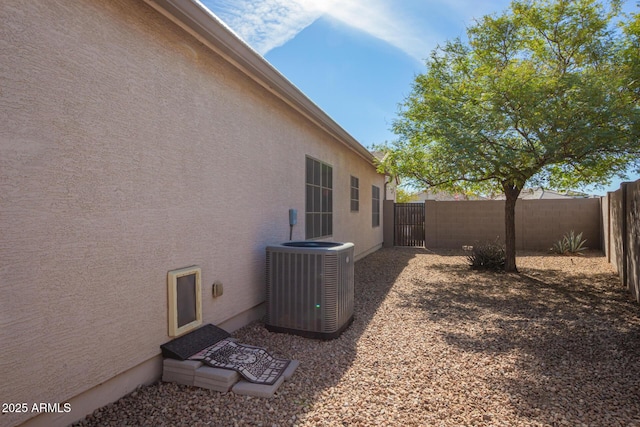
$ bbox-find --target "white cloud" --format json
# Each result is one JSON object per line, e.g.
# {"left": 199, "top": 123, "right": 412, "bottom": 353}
{"left": 316, "top": 0, "right": 437, "bottom": 61}
{"left": 201, "top": 0, "right": 514, "bottom": 61}
{"left": 204, "top": 0, "right": 320, "bottom": 54}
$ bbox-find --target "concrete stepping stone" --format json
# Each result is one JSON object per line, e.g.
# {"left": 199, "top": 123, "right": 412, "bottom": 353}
{"left": 162, "top": 353, "right": 299, "bottom": 396}
{"left": 163, "top": 359, "right": 203, "bottom": 372}
{"left": 232, "top": 375, "right": 285, "bottom": 398}
{"left": 283, "top": 360, "right": 299, "bottom": 380}
{"left": 194, "top": 377, "right": 235, "bottom": 392}
{"left": 195, "top": 365, "right": 239, "bottom": 382}
{"left": 230, "top": 359, "right": 298, "bottom": 397}
{"left": 194, "top": 366, "right": 240, "bottom": 391}
{"left": 162, "top": 359, "right": 203, "bottom": 386}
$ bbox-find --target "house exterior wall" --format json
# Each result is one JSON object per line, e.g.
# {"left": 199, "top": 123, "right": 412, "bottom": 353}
{"left": 0, "top": 1, "right": 383, "bottom": 425}
{"left": 424, "top": 199, "right": 601, "bottom": 250}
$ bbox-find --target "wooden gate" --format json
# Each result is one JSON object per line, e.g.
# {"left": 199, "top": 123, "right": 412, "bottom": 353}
{"left": 394, "top": 203, "right": 425, "bottom": 246}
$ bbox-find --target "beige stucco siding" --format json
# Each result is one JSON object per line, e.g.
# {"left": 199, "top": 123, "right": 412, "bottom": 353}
{"left": 0, "top": 0, "right": 383, "bottom": 425}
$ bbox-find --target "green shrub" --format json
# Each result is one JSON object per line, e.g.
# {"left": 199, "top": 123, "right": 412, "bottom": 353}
{"left": 551, "top": 230, "right": 587, "bottom": 255}
{"left": 467, "top": 239, "right": 506, "bottom": 271}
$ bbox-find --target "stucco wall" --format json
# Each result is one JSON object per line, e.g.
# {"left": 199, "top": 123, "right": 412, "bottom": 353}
{"left": 424, "top": 199, "right": 602, "bottom": 250}
{"left": 0, "top": 1, "right": 383, "bottom": 425}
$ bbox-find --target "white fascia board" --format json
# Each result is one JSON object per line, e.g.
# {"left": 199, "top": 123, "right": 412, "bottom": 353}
{"left": 144, "top": 0, "right": 376, "bottom": 164}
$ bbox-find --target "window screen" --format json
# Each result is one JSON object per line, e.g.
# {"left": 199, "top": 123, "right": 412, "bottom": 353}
{"left": 306, "top": 157, "right": 333, "bottom": 238}
{"left": 372, "top": 185, "right": 380, "bottom": 227}
{"left": 350, "top": 176, "right": 359, "bottom": 212}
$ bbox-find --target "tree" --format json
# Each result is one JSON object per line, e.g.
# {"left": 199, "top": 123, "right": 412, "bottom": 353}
{"left": 378, "top": 0, "right": 640, "bottom": 272}
{"left": 395, "top": 187, "right": 419, "bottom": 202}
{"left": 620, "top": 6, "right": 640, "bottom": 101}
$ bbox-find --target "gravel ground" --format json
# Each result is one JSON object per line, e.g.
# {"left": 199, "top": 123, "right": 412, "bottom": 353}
{"left": 75, "top": 248, "right": 640, "bottom": 426}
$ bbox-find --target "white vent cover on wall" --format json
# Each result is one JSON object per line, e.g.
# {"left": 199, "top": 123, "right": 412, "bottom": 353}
{"left": 167, "top": 266, "right": 202, "bottom": 337}
{"left": 265, "top": 241, "right": 354, "bottom": 340}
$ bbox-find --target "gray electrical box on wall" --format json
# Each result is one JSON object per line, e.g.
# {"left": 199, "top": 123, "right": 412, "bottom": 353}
{"left": 288, "top": 209, "right": 297, "bottom": 240}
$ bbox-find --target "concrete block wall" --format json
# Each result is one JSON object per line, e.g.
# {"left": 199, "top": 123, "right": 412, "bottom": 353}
{"left": 605, "top": 181, "right": 640, "bottom": 303}
{"left": 425, "top": 200, "right": 505, "bottom": 248}
{"left": 627, "top": 181, "right": 640, "bottom": 302}
{"left": 607, "top": 191, "right": 624, "bottom": 275}
{"left": 424, "top": 198, "right": 602, "bottom": 251}
{"left": 392, "top": 179, "right": 640, "bottom": 305}
{"left": 519, "top": 199, "right": 601, "bottom": 250}
{"left": 601, "top": 193, "right": 611, "bottom": 268}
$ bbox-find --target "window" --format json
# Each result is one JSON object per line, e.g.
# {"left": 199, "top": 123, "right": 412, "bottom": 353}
{"left": 372, "top": 185, "right": 380, "bottom": 227}
{"left": 306, "top": 156, "right": 332, "bottom": 238}
{"left": 350, "top": 176, "right": 359, "bottom": 212}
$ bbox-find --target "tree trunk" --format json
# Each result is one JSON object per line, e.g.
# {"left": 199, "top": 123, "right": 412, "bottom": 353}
{"left": 503, "top": 182, "right": 521, "bottom": 272}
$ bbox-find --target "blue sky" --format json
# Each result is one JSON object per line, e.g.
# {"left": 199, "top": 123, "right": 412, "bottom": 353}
{"left": 201, "top": 0, "right": 639, "bottom": 195}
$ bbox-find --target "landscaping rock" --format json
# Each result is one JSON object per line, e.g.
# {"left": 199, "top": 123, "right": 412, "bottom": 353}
{"left": 73, "top": 248, "right": 640, "bottom": 427}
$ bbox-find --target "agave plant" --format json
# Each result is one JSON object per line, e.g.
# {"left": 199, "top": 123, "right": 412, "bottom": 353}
{"left": 552, "top": 230, "right": 587, "bottom": 255}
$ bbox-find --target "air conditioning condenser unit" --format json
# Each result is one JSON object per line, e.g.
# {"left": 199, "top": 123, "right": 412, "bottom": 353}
{"left": 265, "top": 241, "right": 354, "bottom": 340}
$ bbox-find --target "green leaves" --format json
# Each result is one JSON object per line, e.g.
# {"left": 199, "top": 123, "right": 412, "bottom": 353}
{"left": 374, "top": 0, "right": 640, "bottom": 272}
{"left": 551, "top": 230, "right": 588, "bottom": 255}
{"left": 378, "top": 0, "right": 640, "bottom": 195}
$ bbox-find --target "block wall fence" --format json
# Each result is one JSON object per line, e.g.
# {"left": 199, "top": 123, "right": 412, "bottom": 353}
{"left": 383, "top": 179, "right": 639, "bottom": 303}
{"left": 603, "top": 180, "right": 640, "bottom": 303}
{"left": 422, "top": 198, "right": 602, "bottom": 251}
